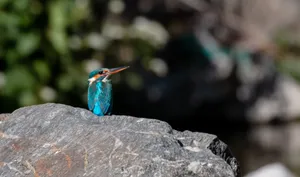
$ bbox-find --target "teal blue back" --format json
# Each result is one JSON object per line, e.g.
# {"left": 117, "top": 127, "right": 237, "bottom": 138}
{"left": 88, "top": 80, "right": 113, "bottom": 116}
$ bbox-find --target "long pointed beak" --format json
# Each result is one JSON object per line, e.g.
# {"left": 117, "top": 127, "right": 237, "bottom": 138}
{"left": 108, "top": 66, "right": 129, "bottom": 75}
{"left": 88, "top": 66, "right": 129, "bottom": 85}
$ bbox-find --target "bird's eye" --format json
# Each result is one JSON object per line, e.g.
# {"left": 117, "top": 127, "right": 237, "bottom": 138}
{"left": 98, "top": 71, "right": 103, "bottom": 74}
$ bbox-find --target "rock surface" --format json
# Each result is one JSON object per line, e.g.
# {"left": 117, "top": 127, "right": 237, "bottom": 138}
{"left": 0, "top": 103, "right": 239, "bottom": 177}
{"left": 0, "top": 114, "right": 10, "bottom": 121}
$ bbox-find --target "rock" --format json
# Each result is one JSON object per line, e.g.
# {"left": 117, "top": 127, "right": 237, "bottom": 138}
{"left": 244, "top": 163, "right": 296, "bottom": 177}
{"left": 0, "top": 103, "right": 239, "bottom": 177}
{"left": 0, "top": 114, "right": 10, "bottom": 121}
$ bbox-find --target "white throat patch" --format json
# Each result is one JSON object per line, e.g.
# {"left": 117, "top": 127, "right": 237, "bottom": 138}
{"left": 88, "top": 77, "right": 96, "bottom": 85}
{"left": 102, "top": 75, "right": 110, "bottom": 83}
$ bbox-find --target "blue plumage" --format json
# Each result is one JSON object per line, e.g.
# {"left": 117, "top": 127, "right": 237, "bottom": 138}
{"left": 87, "top": 66, "right": 129, "bottom": 116}
{"left": 88, "top": 79, "right": 112, "bottom": 116}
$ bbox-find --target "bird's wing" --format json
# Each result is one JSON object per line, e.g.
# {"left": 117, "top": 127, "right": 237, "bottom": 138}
{"left": 87, "top": 82, "right": 98, "bottom": 111}
{"left": 88, "top": 81, "right": 112, "bottom": 115}
{"left": 99, "top": 82, "right": 112, "bottom": 114}
{"left": 107, "top": 91, "right": 113, "bottom": 115}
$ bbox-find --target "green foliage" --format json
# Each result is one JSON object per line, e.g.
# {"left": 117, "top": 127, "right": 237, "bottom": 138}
{"left": 0, "top": 0, "right": 164, "bottom": 112}
{"left": 47, "top": 0, "right": 69, "bottom": 55}
{"left": 0, "top": 0, "right": 86, "bottom": 111}
{"left": 275, "top": 31, "right": 300, "bottom": 81}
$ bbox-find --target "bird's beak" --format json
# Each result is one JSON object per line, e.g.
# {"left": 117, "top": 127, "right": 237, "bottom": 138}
{"left": 88, "top": 66, "right": 129, "bottom": 85}
{"left": 108, "top": 66, "right": 130, "bottom": 75}
{"left": 102, "top": 66, "right": 129, "bottom": 82}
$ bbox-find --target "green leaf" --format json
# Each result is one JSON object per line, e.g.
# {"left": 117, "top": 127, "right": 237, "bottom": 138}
{"left": 0, "top": 0, "right": 10, "bottom": 7}
{"left": 0, "top": 12, "right": 21, "bottom": 27}
{"left": 16, "top": 32, "right": 40, "bottom": 57}
{"left": 19, "top": 90, "right": 38, "bottom": 106}
{"left": 47, "top": 0, "right": 68, "bottom": 55}
{"left": 57, "top": 74, "right": 74, "bottom": 91}
{"left": 5, "top": 49, "right": 19, "bottom": 66}
{"left": 33, "top": 60, "right": 50, "bottom": 82}
{"left": 12, "top": 0, "right": 29, "bottom": 11}
{"left": 3, "top": 66, "right": 36, "bottom": 95}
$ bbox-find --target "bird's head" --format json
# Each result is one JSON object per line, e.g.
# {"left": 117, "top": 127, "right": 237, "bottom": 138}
{"left": 88, "top": 66, "right": 129, "bottom": 85}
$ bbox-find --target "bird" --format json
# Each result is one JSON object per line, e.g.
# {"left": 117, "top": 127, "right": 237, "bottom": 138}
{"left": 87, "top": 66, "right": 129, "bottom": 116}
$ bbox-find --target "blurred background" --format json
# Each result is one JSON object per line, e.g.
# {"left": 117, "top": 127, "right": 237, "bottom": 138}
{"left": 1, "top": 0, "right": 300, "bottom": 176}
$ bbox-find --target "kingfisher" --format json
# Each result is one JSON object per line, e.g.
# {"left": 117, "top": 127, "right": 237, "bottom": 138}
{"left": 87, "top": 66, "right": 129, "bottom": 116}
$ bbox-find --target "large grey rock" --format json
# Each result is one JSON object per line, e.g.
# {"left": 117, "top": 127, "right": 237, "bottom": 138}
{"left": 0, "top": 103, "right": 239, "bottom": 177}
